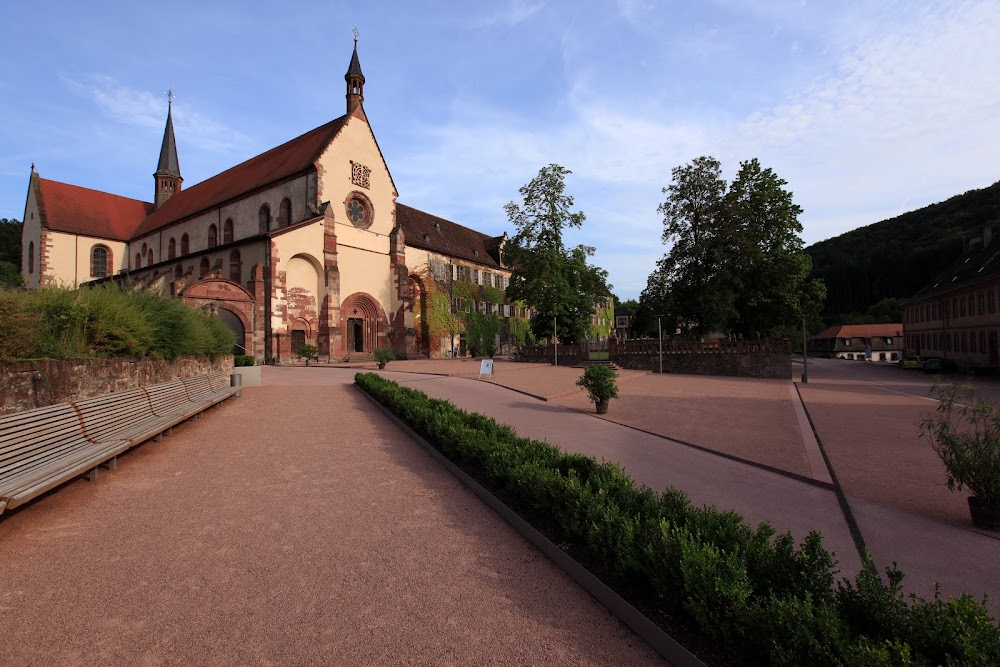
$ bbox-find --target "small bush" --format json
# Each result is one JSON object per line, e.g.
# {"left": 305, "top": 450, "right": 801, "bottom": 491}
{"left": 373, "top": 346, "right": 395, "bottom": 366}
{"left": 234, "top": 355, "right": 255, "bottom": 367}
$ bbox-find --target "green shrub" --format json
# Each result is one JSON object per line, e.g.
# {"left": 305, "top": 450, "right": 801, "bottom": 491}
{"left": 354, "top": 372, "right": 1000, "bottom": 666}
{"left": 234, "top": 355, "right": 255, "bottom": 367}
{"left": 373, "top": 346, "right": 395, "bottom": 366}
{"left": 0, "top": 285, "right": 233, "bottom": 360}
{"left": 576, "top": 364, "right": 619, "bottom": 404}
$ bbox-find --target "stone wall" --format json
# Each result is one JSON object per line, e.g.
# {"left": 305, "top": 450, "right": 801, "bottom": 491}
{"left": 0, "top": 355, "right": 234, "bottom": 415}
{"left": 613, "top": 352, "right": 791, "bottom": 379}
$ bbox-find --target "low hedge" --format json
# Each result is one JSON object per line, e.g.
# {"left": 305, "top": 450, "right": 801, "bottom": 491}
{"left": 355, "top": 372, "right": 1000, "bottom": 666}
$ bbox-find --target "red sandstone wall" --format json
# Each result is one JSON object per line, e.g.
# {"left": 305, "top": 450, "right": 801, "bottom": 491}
{"left": 0, "top": 356, "right": 234, "bottom": 415}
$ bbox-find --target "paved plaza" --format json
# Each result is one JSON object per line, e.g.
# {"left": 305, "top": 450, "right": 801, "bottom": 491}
{"left": 1, "top": 358, "right": 997, "bottom": 664}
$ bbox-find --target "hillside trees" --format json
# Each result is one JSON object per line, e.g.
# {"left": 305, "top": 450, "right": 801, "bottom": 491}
{"left": 505, "top": 164, "right": 610, "bottom": 344}
{"left": 0, "top": 218, "right": 23, "bottom": 287}
{"left": 642, "top": 157, "right": 824, "bottom": 338}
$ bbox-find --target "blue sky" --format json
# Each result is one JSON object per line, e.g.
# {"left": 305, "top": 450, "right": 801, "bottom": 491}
{"left": 2, "top": 1, "right": 998, "bottom": 299}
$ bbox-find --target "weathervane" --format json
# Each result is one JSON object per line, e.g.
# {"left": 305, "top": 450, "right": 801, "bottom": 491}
{"left": 353, "top": 26, "right": 359, "bottom": 43}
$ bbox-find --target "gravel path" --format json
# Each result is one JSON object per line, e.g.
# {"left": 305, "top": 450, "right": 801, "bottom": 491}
{"left": 0, "top": 372, "right": 664, "bottom": 666}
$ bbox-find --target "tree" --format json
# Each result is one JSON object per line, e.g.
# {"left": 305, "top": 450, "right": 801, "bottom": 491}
{"left": 505, "top": 164, "right": 610, "bottom": 344}
{"left": 0, "top": 218, "right": 23, "bottom": 287}
{"left": 643, "top": 157, "right": 824, "bottom": 338}
{"left": 646, "top": 156, "right": 736, "bottom": 337}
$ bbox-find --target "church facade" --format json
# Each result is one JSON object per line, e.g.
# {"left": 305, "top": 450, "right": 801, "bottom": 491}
{"left": 20, "top": 44, "right": 530, "bottom": 363}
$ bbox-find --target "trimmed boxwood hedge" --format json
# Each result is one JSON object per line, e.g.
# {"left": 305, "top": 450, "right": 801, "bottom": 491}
{"left": 356, "top": 372, "right": 1000, "bottom": 666}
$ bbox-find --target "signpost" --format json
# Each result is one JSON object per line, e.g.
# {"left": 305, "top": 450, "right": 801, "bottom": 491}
{"left": 479, "top": 358, "right": 494, "bottom": 379}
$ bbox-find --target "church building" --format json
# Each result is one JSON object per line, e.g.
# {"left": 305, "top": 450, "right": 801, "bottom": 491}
{"left": 20, "top": 42, "right": 528, "bottom": 363}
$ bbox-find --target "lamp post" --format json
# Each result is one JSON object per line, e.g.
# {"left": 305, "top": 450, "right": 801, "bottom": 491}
{"left": 657, "top": 315, "right": 664, "bottom": 374}
{"left": 553, "top": 315, "right": 558, "bottom": 366}
{"left": 801, "top": 316, "right": 809, "bottom": 384}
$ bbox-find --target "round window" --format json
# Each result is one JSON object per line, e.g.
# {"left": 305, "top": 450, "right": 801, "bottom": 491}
{"left": 345, "top": 192, "right": 373, "bottom": 229}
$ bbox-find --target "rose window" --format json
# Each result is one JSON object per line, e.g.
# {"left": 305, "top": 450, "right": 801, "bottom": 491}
{"left": 345, "top": 193, "right": 373, "bottom": 228}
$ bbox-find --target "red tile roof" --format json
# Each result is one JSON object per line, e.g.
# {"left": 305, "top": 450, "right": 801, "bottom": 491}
{"left": 36, "top": 177, "right": 153, "bottom": 242}
{"left": 131, "top": 115, "right": 350, "bottom": 239}
{"left": 813, "top": 324, "right": 903, "bottom": 339}
{"left": 396, "top": 203, "right": 504, "bottom": 268}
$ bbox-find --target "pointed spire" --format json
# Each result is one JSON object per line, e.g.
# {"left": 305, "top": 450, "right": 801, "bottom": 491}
{"left": 153, "top": 91, "right": 183, "bottom": 209}
{"left": 345, "top": 29, "right": 365, "bottom": 112}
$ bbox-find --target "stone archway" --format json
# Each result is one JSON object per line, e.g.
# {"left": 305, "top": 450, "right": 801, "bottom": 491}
{"left": 180, "top": 278, "right": 256, "bottom": 359}
{"left": 340, "top": 292, "right": 387, "bottom": 358}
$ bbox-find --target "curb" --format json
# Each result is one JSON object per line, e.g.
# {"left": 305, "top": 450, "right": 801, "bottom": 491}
{"left": 355, "top": 383, "right": 706, "bottom": 667}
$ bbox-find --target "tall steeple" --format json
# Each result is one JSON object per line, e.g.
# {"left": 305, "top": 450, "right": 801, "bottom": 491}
{"left": 154, "top": 89, "right": 183, "bottom": 209}
{"left": 345, "top": 28, "right": 365, "bottom": 113}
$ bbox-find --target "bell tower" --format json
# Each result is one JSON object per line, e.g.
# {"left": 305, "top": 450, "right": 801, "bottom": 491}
{"left": 154, "top": 89, "right": 183, "bottom": 209}
{"left": 345, "top": 28, "right": 365, "bottom": 113}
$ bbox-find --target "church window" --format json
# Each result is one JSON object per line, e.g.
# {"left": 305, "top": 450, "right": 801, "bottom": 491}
{"left": 351, "top": 162, "right": 371, "bottom": 188}
{"left": 199, "top": 257, "right": 210, "bottom": 278}
{"left": 174, "top": 264, "right": 183, "bottom": 280}
{"left": 135, "top": 253, "right": 142, "bottom": 268}
{"left": 181, "top": 233, "right": 190, "bottom": 255}
{"left": 168, "top": 238, "right": 176, "bottom": 259}
{"left": 90, "top": 246, "right": 108, "bottom": 277}
{"left": 278, "top": 199, "right": 291, "bottom": 228}
{"left": 224, "top": 219, "right": 234, "bottom": 243}
{"left": 141, "top": 242, "right": 148, "bottom": 258}
{"left": 345, "top": 192, "right": 373, "bottom": 229}
{"left": 28, "top": 242, "right": 34, "bottom": 273}
{"left": 229, "top": 250, "right": 241, "bottom": 283}
{"left": 208, "top": 224, "right": 218, "bottom": 248}
{"left": 259, "top": 205, "right": 271, "bottom": 233}
{"left": 147, "top": 249, "right": 154, "bottom": 266}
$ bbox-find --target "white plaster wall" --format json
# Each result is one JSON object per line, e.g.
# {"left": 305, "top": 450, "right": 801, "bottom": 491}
{"left": 339, "top": 247, "right": 392, "bottom": 313}
{"left": 131, "top": 174, "right": 313, "bottom": 270}
{"left": 21, "top": 185, "right": 41, "bottom": 288}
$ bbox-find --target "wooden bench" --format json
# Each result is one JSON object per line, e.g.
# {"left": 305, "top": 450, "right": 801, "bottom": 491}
{"left": 0, "top": 373, "right": 240, "bottom": 516}
{"left": 0, "top": 404, "right": 129, "bottom": 515}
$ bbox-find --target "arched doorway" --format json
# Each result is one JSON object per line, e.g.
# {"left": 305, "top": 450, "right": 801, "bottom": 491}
{"left": 341, "top": 292, "right": 385, "bottom": 357}
{"left": 217, "top": 307, "right": 246, "bottom": 356}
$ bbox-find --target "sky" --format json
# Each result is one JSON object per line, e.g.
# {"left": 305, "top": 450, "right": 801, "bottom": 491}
{"left": 1, "top": 0, "right": 998, "bottom": 300}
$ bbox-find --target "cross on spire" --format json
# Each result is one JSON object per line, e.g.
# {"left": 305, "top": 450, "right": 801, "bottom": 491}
{"left": 165, "top": 86, "right": 175, "bottom": 105}
{"left": 352, "top": 26, "right": 359, "bottom": 43}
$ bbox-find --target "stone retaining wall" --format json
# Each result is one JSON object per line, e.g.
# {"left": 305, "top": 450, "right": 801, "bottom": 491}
{"left": 0, "top": 356, "right": 234, "bottom": 415}
{"left": 612, "top": 352, "right": 791, "bottom": 379}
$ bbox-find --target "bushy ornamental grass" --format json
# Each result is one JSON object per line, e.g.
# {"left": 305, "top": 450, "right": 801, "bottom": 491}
{"left": 355, "top": 372, "right": 1000, "bottom": 666}
{"left": 0, "top": 285, "right": 234, "bottom": 361}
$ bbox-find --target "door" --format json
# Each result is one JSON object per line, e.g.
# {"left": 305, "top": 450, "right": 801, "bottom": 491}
{"left": 290, "top": 330, "right": 305, "bottom": 354}
{"left": 348, "top": 318, "right": 364, "bottom": 353}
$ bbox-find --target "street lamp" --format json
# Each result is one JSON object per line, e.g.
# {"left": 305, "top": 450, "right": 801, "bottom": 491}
{"left": 657, "top": 315, "right": 664, "bottom": 374}
{"left": 801, "top": 316, "right": 809, "bottom": 384}
{"left": 553, "top": 314, "right": 558, "bottom": 366}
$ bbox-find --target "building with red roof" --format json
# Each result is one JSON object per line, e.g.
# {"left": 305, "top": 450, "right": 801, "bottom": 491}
{"left": 20, "top": 42, "right": 528, "bottom": 362}
{"left": 808, "top": 324, "right": 904, "bottom": 361}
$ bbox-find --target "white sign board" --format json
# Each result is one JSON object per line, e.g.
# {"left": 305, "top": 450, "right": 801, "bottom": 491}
{"left": 479, "top": 359, "right": 494, "bottom": 377}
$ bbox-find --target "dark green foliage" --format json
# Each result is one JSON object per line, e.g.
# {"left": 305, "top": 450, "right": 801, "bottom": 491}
{"left": 234, "top": 355, "right": 255, "bottom": 367}
{"left": 807, "top": 180, "right": 1000, "bottom": 324}
{"left": 0, "top": 284, "right": 234, "bottom": 361}
{"left": 575, "top": 364, "right": 619, "bottom": 404}
{"left": 644, "top": 157, "right": 824, "bottom": 338}
{"left": 505, "top": 165, "right": 611, "bottom": 344}
{"left": 462, "top": 311, "right": 500, "bottom": 357}
{"left": 355, "top": 372, "right": 1000, "bottom": 666}
{"left": 373, "top": 346, "right": 395, "bottom": 365}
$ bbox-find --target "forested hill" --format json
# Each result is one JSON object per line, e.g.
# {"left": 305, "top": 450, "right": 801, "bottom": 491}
{"left": 805, "top": 180, "right": 1000, "bottom": 324}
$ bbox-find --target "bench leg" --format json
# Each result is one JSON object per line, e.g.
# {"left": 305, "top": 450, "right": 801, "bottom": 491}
{"left": 86, "top": 467, "right": 99, "bottom": 482}
{"left": 157, "top": 432, "right": 163, "bottom": 442}
{"left": 103, "top": 456, "right": 118, "bottom": 471}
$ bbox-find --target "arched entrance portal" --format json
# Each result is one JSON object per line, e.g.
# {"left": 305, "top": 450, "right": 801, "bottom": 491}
{"left": 341, "top": 292, "right": 385, "bottom": 358}
{"left": 217, "top": 308, "right": 246, "bottom": 355}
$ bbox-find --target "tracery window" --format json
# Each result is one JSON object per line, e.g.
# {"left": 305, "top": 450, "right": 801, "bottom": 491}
{"left": 259, "top": 204, "right": 271, "bottom": 233}
{"left": 278, "top": 199, "right": 291, "bottom": 228}
{"left": 208, "top": 224, "right": 218, "bottom": 248}
{"left": 181, "top": 233, "right": 190, "bottom": 255}
{"left": 345, "top": 192, "right": 373, "bottom": 229}
{"left": 224, "top": 219, "right": 234, "bottom": 244}
{"left": 351, "top": 161, "right": 370, "bottom": 188}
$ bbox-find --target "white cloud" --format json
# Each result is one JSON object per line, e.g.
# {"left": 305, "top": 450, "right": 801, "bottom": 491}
{"left": 467, "top": 1, "right": 546, "bottom": 28}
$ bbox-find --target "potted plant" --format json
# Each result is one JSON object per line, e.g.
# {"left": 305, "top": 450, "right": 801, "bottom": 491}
{"left": 920, "top": 381, "right": 1000, "bottom": 530}
{"left": 296, "top": 343, "right": 319, "bottom": 367}
{"left": 373, "top": 346, "right": 395, "bottom": 370}
{"left": 576, "top": 364, "right": 619, "bottom": 414}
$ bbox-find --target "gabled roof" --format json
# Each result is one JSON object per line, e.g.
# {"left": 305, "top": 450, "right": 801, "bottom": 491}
{"left": 35, "top": 176, "right": 153, "bottom": 242}
{"left": 813, "top": 324, "right": 903, "bottom": 340}
{"left": 909, "top": 234, "right": 1000, "bottom": 302}
{"left": 132, "top": 114, "right": 350, "bottom": 238}
{"left": 396, "top": 203, "right": 504, "bottom": 268}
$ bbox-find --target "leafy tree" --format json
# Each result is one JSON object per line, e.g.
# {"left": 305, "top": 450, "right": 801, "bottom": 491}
{"left": 0, "top": 218, "right": 23, "bottom": 286}
{"left": 646, "top": 156, "right": 736, "bottom": 337}
{"left": 643, "top": 157, "right": 824, "bottom": 338}
{"left": 505, "top": 164, "right": 610, "bottom": 344}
